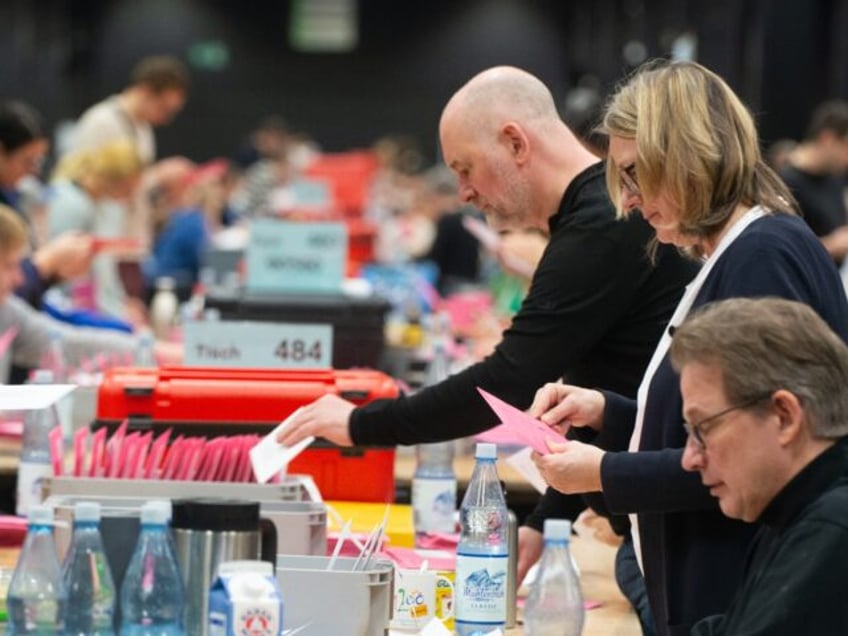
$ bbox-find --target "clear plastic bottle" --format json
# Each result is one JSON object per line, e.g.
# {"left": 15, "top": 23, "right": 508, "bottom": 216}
{"left": 134, "top": 330, "right": 157, "bottom": 368}
{"left": 412, "top": 442, "right": 457, "bottom": 545}
{"left": 412, "top": 337, "right": 457, "bottom": 545}
{"left": 150, "top": 277, "right": 179, "bottom": 341}
{"left": 119, "top": 501, "right": 185, "bottom": 636}
{"left": 7, "top": 505, "right": 68, "bottom": 634}
{"left": 16, "top": 370, "right": 59, "bottom": 517}
{"left": 62, "top": 502, "right": 117, "bottom": 635}
{"left": 524, "top": 519, "right": 585, "bottom": 636}
{"left": 40, "top": 330, "right": 67, "bottom": 383}
{"left": 455, "top": 443, "right": 509, "bottom": 636}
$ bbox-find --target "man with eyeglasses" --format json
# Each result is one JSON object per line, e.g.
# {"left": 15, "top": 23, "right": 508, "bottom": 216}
{"left": 670, "top": 297, "right": 848, "bottom": 635}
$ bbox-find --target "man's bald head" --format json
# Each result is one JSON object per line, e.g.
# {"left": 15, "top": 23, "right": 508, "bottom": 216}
{"left": 441, "top": 66, "right": 560, "bottom": 140}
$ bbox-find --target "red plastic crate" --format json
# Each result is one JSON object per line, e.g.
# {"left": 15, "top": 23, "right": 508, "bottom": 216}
{"left": 288, "top": 445, "right": 396, "bottom": 503}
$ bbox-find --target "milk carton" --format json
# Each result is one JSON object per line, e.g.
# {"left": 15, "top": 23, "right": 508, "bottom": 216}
{"left": 208, "top": 560, "right": 283, "bottom": 636}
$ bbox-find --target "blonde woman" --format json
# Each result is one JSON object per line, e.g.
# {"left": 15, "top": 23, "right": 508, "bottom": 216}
{"left": 528, "top": 61, "right": 848, "bottom": 635}
{"left": 47, "top": 139, "right": 143, "bottom": 321}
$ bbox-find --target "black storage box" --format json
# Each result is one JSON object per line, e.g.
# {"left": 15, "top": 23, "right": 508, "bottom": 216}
{"left": 204, "top": 290, "right": 390, "bottom": 369}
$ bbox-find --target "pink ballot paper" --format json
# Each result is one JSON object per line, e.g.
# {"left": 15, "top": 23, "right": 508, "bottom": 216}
{"left": 476, "top": 387, "right": 564, "bottom": 455}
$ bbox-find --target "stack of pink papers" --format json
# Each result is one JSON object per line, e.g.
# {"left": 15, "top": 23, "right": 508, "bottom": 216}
{"left": 67, "top": 422, "right": 263, "bottom": 482}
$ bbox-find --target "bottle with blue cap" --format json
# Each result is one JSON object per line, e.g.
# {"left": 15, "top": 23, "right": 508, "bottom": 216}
{"left": 7, "top": 504, "right": 68, "bottom": 634}
{"left": 62, "top": 501, "right": 117, "bottom": 635}
{"left": 119, "top": 501, "right": 185, "bottom": 636}
{"left": 523, "top": 518, "right": 584, "bottom": 635}
{"left": 455, "top": 442, "right": 509, "bottom": 636}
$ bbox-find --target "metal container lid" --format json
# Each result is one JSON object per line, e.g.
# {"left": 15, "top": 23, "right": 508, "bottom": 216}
{"left": 171, "top": 498, "right": 260, "bottom": 532}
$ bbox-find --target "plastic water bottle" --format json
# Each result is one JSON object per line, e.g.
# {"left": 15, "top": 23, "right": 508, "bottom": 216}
{"left": 150, "top": 277, "right": 178, "bottom": 341}
{"left": 455, "top": 443, "right": 509, "bottom": 636}
{"left": 7, "top": 505, "right": 68, "bottom": 634}
{"left": 16, "top": 370, "right": 59, "bottom": 517}
{"left": 524, "top": 519, "right": 584, "bottom": 636}
{"left": 62, "top": 502, "right": 117, "bottom": 635}
{"left": 412, "top": 337, "right": 457, "bottom": 545}
{"left": 40, "top": 330, "right": 67, "bottom": 383}
{"left": 120, "top": 501, "right": 185, "bottom": 636}
{"left": 412, "top": 442, "right": 457, "bottom": 545}
{"left": 135, "top": 330, "right": 157, "bottom": 368}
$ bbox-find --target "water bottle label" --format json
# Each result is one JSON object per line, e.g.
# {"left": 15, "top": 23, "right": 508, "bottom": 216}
{"left": 455, "top": 553, "right": 508, "bottom": 626}
{"left": 16, "top": 460, "right": 51, "bottom": 516}
{"left": 412, "top": 476, "right": 457, "bottom": 533}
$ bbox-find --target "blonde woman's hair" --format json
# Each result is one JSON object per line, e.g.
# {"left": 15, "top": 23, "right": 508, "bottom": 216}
{"left": 0, "top": 204, "right": 29, "bottom": 253}
{"left": 601, "top": 60, "right": 797, "bottom": 243}
{"left": 52, "top": 139, "right": 143, "bottom": 184}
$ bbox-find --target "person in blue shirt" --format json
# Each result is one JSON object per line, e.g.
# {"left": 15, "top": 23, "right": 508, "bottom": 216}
{"left": 143, "top": 158, "right": 237, "bottom": 302}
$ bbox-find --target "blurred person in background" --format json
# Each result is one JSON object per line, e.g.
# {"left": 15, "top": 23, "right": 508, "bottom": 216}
{"left": 67, "top": 55, "right": 190, "bottom": 252}
{"left": 671, "top": 298, "right": 848, "bottom": 635}
{"left": 279, "top": 65, "right": 701, "bottom": 635}
{"left": 779, "top": 100, "right": 848, "bottom": 264}
{"left": 419, "top": 164, "right": 483, "bottom": 295}
{"left": 0, "top": 100, "right": 95, "bottom": 311}
{"left": 0, "top": 203, "right": 155, "bottom": 383}
{"left": 229, "top": 115, "right": 295, "bottom": 218}
{"left": 68, "top": 55, "right": 189, "bottom": 165}
{"left": 47, "top": 139, "right": 145, "bottom": 323}
{"left": 143, "top": 158, "right": 237, "bottom": 303}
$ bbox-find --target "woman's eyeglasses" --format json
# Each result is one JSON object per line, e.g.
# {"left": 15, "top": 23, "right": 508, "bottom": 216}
{"left": 619, "top": 163, "right": 640, "bottom": 197}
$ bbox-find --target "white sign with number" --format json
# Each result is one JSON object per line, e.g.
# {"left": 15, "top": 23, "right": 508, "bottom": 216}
{"left": 183, "top": 320, "right": 333, "bottom": 369}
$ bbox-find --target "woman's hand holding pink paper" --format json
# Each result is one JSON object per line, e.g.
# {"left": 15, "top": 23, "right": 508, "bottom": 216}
{"left": 531, "top": 439, "right": 605, "bottom": 494}
{"left": 527, "top": 382, "right": 606, "bottom": 434}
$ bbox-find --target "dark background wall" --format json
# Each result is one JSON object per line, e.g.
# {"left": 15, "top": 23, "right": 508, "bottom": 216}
{"left": 0, "top": 0, "right": 846, "bottom": 164}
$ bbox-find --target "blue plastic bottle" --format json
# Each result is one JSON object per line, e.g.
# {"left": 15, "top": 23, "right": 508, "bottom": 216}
{"left": 119, "top": 501, "right": 185, "bottom": 636}
{"left": 7, "top": 505, "right": 68, "bottom": 634}
{"left": 62, "top": 501, "right": 117, "bottom": 635}
{"left": 16, "top": 370, "right": 58, "bottom": 517}
{"left": 455, "top": 443, "right": 509, "bottom": 636}
{"left": 523, "top": 519, "right": 585, "bottom": 636}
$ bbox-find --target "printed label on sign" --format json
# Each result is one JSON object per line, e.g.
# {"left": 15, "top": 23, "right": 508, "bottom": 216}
{"left": 246, "top": 219, "right": 347, "bottom": 293}
{"left": 412, "top": 477, "right": 457, "bottom": 533}
{"left": 455, "top": 553, "right": 508, "bottom": 626}
{"left": 184, "top": 320, "right": 332, "bottom": 369}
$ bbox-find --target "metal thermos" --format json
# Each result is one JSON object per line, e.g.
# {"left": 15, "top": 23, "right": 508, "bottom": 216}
{"left": 171, "top": 498, "right": 277, "bottom": 636}
{"left": 507, "top": 509, "right": 518, "bottom": 629}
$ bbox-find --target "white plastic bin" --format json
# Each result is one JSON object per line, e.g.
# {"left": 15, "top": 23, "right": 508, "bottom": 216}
{"left": 276, "top": 555, "right": 394, "bottom": 635}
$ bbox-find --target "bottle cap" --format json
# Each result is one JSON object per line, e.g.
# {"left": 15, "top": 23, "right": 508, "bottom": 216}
{"left": 30, "top": 369, "right": 55, "bottom": 384}
{"left": 29, "top": 505, "right": 53, "bottom": 526}
{"left": 74, "top": 501, "right": 101, "bottom": 523}
{"left": 543, "top": 518, "right": 572, "bottom": 541}
{"left": 475, "top": 442, "right": 497, "bottom": 460}
{"left": 141, "top": 500, "right": 171, "bottom": 524}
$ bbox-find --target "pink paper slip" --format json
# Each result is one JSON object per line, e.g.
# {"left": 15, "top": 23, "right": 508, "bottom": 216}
{"left": 476, "top": 387, "right": 565, "bottom": 455}
{"left": 91, "top": 237, "right": 143, "bottom": 254}
{"left": 73, "top": 427, "right": 89, "bottom": 477}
